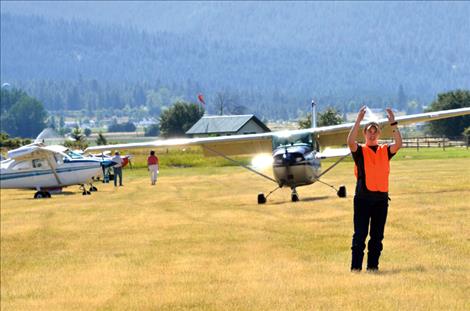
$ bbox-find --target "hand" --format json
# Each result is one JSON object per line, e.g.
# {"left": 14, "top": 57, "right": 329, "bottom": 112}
{"left": 386, "top": 108, "right": 395, "bottom": 123}
{"left": 356, "top": 106, "right": 367, "bottom": 122}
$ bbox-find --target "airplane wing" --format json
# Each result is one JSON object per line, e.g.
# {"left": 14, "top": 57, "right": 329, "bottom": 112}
{"left": 85, "top": 107, "right": 470, "bottom": 155}
{"left": 7, "top": 143, "right": 66, "bottom": 161}
{"left": 310, "top": 107, "right": 470, "bottom": 147}
{"left": 86, "top": 133, "right": 274, "bottom": 156}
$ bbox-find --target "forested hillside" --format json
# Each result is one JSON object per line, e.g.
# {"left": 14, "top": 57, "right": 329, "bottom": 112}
{"left": 1, "top": 2, "right": 469, "bottom": 120}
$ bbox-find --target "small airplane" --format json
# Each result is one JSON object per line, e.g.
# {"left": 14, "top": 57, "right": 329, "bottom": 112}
{"left": 0, "top": 143, "right": 115, "bottom": 198}
{"left": 86, "top": 105, "right": 470, "bottom": 204}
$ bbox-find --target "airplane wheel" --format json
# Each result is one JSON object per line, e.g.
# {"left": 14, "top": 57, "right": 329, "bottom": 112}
{"left": 86, "top": 191, "right": 91, "bottom": 195}
{"left": 90, "top": 186, "right": 98, "bottom": 192}
{"left": 337, "top": 185, "right": 347, "bottom": 198}
{"left": 82, "top": 191, "right": 87, "bottom": 195}
{"left": 34, "top": 191, "right": 48, "bottom": 199}
{"left": 257, "top": 193, "right": 266, "bottom": 204}
{"left": 291, "top": 193, "right": 299, "bottom": 202}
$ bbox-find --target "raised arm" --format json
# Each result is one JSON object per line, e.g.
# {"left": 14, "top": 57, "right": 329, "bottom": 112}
{"left": 386, "top": 108, "right": 402, "bottom": 154}
{"left": 347, "top": 106, "right": 366, "bottom": 152}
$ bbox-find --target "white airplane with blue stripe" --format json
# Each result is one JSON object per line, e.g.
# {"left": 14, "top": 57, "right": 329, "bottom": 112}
{"left": 0, "top": 143, "right": 115, "bottom": 198}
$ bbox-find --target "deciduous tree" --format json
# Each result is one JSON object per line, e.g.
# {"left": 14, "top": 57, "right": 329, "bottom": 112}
{"left": 425, "top": 90, "right": 470, "bottom": 137}
{"left": 159, "top": 101, "right": 204, "bottom": 138}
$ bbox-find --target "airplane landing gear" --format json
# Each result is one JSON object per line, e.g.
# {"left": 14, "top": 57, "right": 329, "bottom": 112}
{"left": 257, "top": 186, "right": 281, "bottom": 204}
{"left": 257, "top": 193, "right": 266, "bottom": 204}
{"left": 89, "top": 185, "right": 98, "bottom": 192}
{"left": 80, "top": 185, "right": 91, "bottom": 195}
{"left": 291, "top": 188, "right": 299, "bottom": 202}
{"left": 34, "top": 191, "right": 51, "bottom": 199}
{"left": 337, "top": 185, "right": 347, "bottom": 198}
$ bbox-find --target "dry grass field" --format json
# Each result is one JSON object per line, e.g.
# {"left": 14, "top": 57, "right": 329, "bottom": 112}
{"left": 1, "top": 151, "right": 469, "bottom": 310}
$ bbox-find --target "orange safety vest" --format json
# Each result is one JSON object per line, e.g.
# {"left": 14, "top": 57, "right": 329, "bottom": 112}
{"left": 354, "top": 144, "right": 390, "bottom": 192}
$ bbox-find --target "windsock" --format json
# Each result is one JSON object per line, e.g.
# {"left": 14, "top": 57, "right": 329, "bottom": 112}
{"left": 197, "top": 93, "right": 206, "bottom": 106}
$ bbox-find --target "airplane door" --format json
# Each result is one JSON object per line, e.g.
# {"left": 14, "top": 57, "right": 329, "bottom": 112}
{"left": 31, "top": 158, "right": 56, "bottom": 188}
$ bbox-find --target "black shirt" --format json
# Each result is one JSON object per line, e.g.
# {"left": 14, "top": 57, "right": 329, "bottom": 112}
{"left": 351, "top": 144, "right": 395, "bottom": 197}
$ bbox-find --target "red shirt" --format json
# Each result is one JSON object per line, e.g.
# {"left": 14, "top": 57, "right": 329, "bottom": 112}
{"left": 147, "top": 155, "right": 159, "bottom": 165}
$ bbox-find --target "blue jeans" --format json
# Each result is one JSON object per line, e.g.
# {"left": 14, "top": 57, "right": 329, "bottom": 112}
{"left": 113, "top": 167, "right": 123, "bottom": 186}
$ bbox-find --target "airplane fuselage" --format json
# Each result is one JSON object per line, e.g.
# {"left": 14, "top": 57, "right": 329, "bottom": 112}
{"left": 0, "top": 157, "right": 103, "bottom": 190}
{"left": 272, "top": 144, "right": 320, "bottom": 189}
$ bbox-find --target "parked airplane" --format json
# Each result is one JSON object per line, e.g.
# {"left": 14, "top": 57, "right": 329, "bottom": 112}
{"left": 0, "top": 143, "right": 115, "bottom": 198}
{"left": 86, "top": 106, "right": 470, "bottom": 203}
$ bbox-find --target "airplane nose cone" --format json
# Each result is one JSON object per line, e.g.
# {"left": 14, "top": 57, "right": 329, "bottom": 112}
{"left": 282, "top": 153, "right": 295, "bottom": 165}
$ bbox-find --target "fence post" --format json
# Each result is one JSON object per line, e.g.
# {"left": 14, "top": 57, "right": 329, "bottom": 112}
{"left": 442, "top": 135, "right": 446, "bottom": 151}
{"left": 416, "top": 137, "right": 419, "bottom": 151}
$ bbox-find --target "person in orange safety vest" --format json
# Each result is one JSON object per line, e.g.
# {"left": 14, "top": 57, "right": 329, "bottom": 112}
{"left": 347, "top": 106, "right": 402, "bottom": 272}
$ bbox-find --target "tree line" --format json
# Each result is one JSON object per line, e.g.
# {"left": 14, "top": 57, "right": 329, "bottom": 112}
{"left": 1, "top": 87, "right": 468, "bottom": 143}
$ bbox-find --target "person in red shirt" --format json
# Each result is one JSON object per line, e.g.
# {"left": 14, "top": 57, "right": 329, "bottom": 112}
{"left": 147, "top": 150, "right": 159, "bottom": 185}
{"left": 347, "top": 106, "right": 402, "bottom": 272}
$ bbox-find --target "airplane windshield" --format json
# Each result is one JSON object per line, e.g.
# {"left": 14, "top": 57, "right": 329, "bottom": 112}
{"left": 272, "top": 132, "right": 315, "bottom": 149}
{"left": 65, "top": 150, "right": 83, "bottom": 159}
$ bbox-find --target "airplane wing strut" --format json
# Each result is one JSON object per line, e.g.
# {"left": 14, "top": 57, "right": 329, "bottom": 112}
{"left": 202, "top": 145, "right": 277, "bottom": 184}
{"left": 44, "top": 156, "right": 63, "bottom": 187}
{"left": 316, "top": 153, "right": 350, "bottom": 180}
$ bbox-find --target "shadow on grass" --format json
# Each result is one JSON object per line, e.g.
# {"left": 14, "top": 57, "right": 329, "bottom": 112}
{"left": 15, "top": 191, "right": 78, "bottom": 201}
{"left": 52, "top": 191, "right": 77, "bottom": 196}
{"left": 269, "top": 195, "right": 330, "bottom": 205}
{"left": 379, "top": 265, "right": 427, "bottom": 275}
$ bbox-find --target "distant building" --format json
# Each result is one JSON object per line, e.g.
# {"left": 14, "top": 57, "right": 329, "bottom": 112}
{"left": 136, "top": 118, "right": 158, "bottom": 127}
{"left": 186, "top": 115, "right": 270, "bottom": 137}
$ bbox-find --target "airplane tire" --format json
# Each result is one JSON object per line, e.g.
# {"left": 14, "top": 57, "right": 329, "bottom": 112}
{"left": 45, "top": 192, "right": 51, "bottom": 198}
{"left": 257, "top": 193, "right": 266, "bottom": 204}
{"left": 90, "top": 186, "right": 98, "bottom": 192}
{"left": 291, "top": 193, "right": 299, "bottom": 202}
{"left": 34, "top": 191, "right": 47, "bottom": 199}
{"left": 337, "top": 185, "right": 347, "bottom": 198}
{"left": 82, "top": 191, "right": 87, "bottom": 195}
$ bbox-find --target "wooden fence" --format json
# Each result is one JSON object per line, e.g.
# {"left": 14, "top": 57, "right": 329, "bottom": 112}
{"left": 381, "top": 136, "right": 469, "bottom": 150}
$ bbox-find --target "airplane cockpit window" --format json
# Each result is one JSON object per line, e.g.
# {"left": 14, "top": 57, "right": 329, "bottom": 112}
{"left": 273, "top": 132, "right": 315, "bottom": 150}
{"left": 32, "top": 159, "right": 49, "bottom": 169}
{"left": 12, "top": 160, "right": 32, "bottom": 171}
{"left": 65, "top": 149, "right": 83, "bottom": 159}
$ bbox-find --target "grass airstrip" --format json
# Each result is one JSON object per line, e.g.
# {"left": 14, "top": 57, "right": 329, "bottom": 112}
{"left": 1, "top": 148, "right": 469, "bottom": 310}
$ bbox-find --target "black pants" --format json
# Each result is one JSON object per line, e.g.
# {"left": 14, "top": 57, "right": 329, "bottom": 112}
{"left": 351, "top": 194, "right": 388, "bottom": 270}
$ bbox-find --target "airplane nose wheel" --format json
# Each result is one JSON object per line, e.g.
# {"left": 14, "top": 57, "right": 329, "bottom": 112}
{"left": 291, "top": 188, "right": 299, "bottom": 202}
